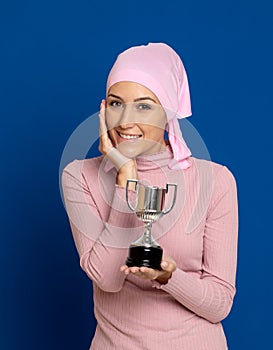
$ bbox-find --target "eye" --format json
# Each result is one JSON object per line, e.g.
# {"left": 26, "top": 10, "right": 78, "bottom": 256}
{"left": 136, "top": 103, "right": 152, "bottom": 110}
{"left": 109, "top": 100, "right": 122, "bottom": 108}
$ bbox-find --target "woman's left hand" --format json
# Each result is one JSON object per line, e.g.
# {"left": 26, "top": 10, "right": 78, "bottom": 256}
{"left": 120, "top": 256, "right": 176, "bottom": 285}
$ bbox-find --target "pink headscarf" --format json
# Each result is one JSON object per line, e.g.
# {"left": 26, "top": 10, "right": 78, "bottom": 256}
{"left": 106, "top": 42, "right": 192, "bottom": 169}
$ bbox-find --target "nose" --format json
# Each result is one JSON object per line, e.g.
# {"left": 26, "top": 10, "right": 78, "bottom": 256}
{"left": 119, "top": 104, "right": 135, "bottom": 128}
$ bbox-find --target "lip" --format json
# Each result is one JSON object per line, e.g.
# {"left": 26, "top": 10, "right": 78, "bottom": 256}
{"left": 116, "top": 130, "right": 142, "bottom": 142}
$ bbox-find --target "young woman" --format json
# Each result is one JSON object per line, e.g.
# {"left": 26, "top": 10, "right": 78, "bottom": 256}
{"left": 62, "top": 43, "right": 238, "bottom": 350}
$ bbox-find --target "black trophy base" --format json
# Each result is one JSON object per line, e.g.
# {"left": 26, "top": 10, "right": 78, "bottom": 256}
{"left": 126, "top": 245, "right": 163, "bottom": 270}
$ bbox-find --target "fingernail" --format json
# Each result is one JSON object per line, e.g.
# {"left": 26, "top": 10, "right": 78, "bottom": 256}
{"left": 161, "top": 261, "right": 168, "bottom": 268}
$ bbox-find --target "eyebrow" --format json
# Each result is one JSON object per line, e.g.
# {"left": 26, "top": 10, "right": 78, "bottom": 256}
{"left": 107, "top": 93, "right": 157, "bottom": 104}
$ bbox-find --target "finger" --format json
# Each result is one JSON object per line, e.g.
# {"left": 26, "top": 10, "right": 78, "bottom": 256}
{"left": 120, "top": 265, "right": 128, "bottom": 272}
{"left": 128, "top": 266, "right": 139, "bottom": 273}
{"left": 140, "top": 265, "right": 163, "bottom": 275}
{"left": 120, "top": 265, "right": 132, "bottom": 275}
{"left": 139, "top": 266, "right": 151, "bottom": 273}
{"left": 133, "top": 271, "right": 153, "bottom": 279}
{"left": 120, "top": 266, "right": 141, "bottom": 275}
{"left": 99, "top": 100, "right": 110, "bottom": 142}
{"left": 99, "top": 99, "right": 108, "bottom": 137}
{"left": 130, "top": 266, "right": 147, "bottom": 276}
{"left": 161, "top": 261, "right": 168, "bottom": 269}
{"left": 139, "top": 266, "right": 158, "bottom": 280}
{"left": 161, "top": 260, "right": 176, "bottom": 273}
{"left": 98, "top": 100, "right": 115, "bottom": 155}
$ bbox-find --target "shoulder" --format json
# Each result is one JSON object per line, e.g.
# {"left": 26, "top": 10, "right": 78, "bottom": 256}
{"left": 188, "top": 157, "right": 237, "bottom": 207}
{"left": 189, "top": 157, "right": 237, "bottom": 184}
{"left": 189, "top": 158, "right": 238, "bottom": 216}
{"left": 62, "top": 155, "right": 104, "bottom": 177}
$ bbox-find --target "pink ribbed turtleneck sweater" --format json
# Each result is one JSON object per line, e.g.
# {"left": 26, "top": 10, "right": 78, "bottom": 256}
{"left": 62, "top": 146, "right": 238, "bottom": 350}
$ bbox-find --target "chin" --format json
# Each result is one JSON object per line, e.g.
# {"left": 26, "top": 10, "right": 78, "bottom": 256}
{"left": 116, "top": 143, "right": 142, "bottom": 158}
{"left": 116, "top": 139, "right": 162, "bottom": 158}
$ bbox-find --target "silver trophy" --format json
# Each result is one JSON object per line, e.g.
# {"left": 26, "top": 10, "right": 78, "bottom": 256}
{"left": 125, "top": 180, "right": 177, "bottom": 270}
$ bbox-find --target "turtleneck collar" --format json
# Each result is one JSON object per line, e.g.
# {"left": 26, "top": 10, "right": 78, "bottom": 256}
{"left": 103, "top": 144, "right": 187, "bottom": 173}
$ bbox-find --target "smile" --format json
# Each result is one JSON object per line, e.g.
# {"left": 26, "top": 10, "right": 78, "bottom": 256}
{"left": 117, "top": 131, "right": 142, "bottom": 140}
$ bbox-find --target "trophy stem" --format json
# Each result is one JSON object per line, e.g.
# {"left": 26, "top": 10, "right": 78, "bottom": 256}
{"left": 143, "top": 222, "right": 152, "bottom": 246}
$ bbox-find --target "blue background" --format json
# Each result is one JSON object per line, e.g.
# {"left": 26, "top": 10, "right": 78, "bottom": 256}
{"left": 1, "top": 0, "right": 273, "bottom": 349}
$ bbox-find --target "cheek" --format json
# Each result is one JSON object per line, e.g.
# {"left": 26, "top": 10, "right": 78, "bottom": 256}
{"left": 145, "top": 108, "right": 167, "bottom": 129}
{"left": 105, "top": 113, "right": 118, "bottom": 130}
{"left": 141, "top": 125, "right": 165, "bottom": 140}
{"left": 137, "top": 110, "right": 166, "bottom": 138}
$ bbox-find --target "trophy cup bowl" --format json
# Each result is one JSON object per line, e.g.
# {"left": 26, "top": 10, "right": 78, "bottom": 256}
{"left": 125, "top": 180, "right": 177, "bottom": 270}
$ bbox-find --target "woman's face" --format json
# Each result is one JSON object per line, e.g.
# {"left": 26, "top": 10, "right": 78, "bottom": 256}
{"left": 106, "top": 81, "right": 167, "bottom": 158}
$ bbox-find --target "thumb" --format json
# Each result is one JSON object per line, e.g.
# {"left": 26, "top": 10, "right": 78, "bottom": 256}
{"left": 161, "top": 261, "right": 169, "bottom": 270}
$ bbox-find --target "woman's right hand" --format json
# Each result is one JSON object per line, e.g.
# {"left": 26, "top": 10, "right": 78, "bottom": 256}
{"left": 99, "top": 99, "right": 138, "bottom": 189}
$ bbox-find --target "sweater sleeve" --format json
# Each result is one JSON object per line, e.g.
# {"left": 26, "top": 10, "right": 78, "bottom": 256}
{"left": 158, "top": 166, "right": 238, "bottom": 323}
{"left": 61, "top": 160, "right": 137, "bottom": 293}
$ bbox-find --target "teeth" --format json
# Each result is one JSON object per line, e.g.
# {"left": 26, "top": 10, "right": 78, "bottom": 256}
{"left": 119, "top": 132, "right": 141, "bottom": 139}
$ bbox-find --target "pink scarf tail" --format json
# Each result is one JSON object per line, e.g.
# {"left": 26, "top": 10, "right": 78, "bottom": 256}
{"left": 167, "top": 118, "right": 191, "bottom": 170}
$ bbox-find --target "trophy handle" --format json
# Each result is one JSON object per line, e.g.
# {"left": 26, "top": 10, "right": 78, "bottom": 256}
{"left": 126, "top": 179, "right": 138, "bottom": 212}
{"left": 162, "top": 183, "right": 177, "bottom": 215}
